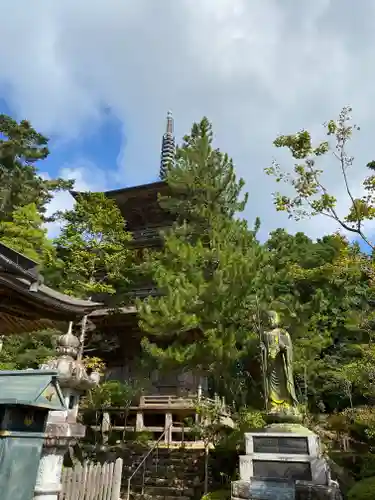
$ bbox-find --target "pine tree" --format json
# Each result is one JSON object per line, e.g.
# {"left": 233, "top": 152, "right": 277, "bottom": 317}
{"left": 0, "top": 203, "right": 55, "bottom": 265}
{"left": 159, "top": 117, "right": 248, "bottom": 228}
{"left": 0, "top": 114, "right": 72, "bottom": 221}
{"left": 139, "top": 118, "right": 268, "bottom": 402}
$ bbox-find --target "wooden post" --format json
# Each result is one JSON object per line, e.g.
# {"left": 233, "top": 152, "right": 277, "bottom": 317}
{"left": 102, "top": 411, "right": 111, "bottom": 444}
{"left": 111, "top": 458, "right": 123, "bottom": 500}
{"left": 165, "top": 412, "right": 172, "bottom": 444}
{"left": 136, "top": 411, "right": 144, "bottom": 432}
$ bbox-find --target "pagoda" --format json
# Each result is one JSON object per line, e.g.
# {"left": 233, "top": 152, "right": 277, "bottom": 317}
{"left": 71, "top": 112, "right": 230, "bottom": 442}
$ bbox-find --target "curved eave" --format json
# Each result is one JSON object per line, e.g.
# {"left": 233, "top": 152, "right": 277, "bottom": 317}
{"left": 0, "top": 274, "right": 102, "bottom": 315}
{"left": 0, "top": 274, "right": 105, "bottom": 335}
{"left": 0, "top": 313, "right": 58, "bottom": 336}
{"left": 70, "top": 180, "right": 168, "bottom": 204}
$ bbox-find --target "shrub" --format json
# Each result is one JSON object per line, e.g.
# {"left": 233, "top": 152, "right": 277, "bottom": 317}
{"left": 348, "top": 476, "right": 375, "bottom": 500}
{"left": 201, "top": 490, "right": 230, "bottom": 500}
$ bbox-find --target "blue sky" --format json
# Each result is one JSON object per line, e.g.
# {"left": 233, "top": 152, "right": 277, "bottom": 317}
{"left": 1, "top": 0, "right": 375, "bottom": 245}
{"left": 0, "top": 97, "right": 159, "bottom": 192}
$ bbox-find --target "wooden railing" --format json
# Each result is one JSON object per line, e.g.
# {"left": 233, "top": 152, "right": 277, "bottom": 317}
{"left": 139, "top": 394, "right": 228, "bottom": 412}
{"left": 139, "top": 394, "right": 197, "bottom": 408}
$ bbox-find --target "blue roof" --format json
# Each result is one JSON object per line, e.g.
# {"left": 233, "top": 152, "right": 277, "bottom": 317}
{"left": 0, "top": 370, "right": 66, "bottom": 410}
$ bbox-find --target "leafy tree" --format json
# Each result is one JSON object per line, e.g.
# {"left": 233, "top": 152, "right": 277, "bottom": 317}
{"left": 265, "top": 106, "right": 375, "bottom": 252}
{"left": 0, "top": 203, "right": 55, "bottom": 264}
{"left": 80, "top": 379, "right": 144, "bottom": 443}
{"left": 0, "top": 114, "right": 72, "bottom": 221}
{"left": 52, "top": 192, "right": 134, "bottom": 300}
{"left": 190, "top": 399, "right": 229, "bottom": 494}
{"left": 265, "top": 229, "right": 375, "bottom": 414}
{"left": 0, "top": 330, "right": 57, "bottom": 370}
{"left": 139, "top": 118, "right": 270, "bottom": 405}
{"left": 48, "top": 192, "right": 135, "bottom": 358}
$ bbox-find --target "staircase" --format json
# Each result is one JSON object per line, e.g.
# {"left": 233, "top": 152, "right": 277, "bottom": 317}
{"left": 123, "top": 445, "right": 205, "bottom": 500}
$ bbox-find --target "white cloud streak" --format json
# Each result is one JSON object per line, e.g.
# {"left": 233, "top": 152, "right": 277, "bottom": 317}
{"left": 1, "top": 0, "right": 375, "bottom": 240}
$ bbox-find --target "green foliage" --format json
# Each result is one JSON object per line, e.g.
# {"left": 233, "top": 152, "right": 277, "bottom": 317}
{"left": 52, "top": 192, "right": 134, "bottom": 300}
{"left": 201, "top": 490, "right": 230, "bottom": 500}
{"left": 190, "top": 399, "right": 228, "bottom": 447}
{"left": 0, "top": 330, "right": 57, "bottom": 370}
{"left": 265, "top": 106, "right": 375, "bottom": 250}
{"left": 139, "top": 118, "right": 270, "bottom": 401}
{"left": 0, "top": 203, "right": 55, "bottom": 264}
{"left": 80, "top": 380, "right": 142, "bottom": 410}
{"left": 0, "top": 114, "right": 73, "bottom": 221}
{"left": 348, "top": 476, "right": 375, "bottom": 500}
{"left": 265, "top": 229, "right": 374, "bottom": 414}
{"left": 217, "top": 407, "right": 266, "bottom": 454}
{"left": 162, "top": 117, "right": 248, "bottom": 222}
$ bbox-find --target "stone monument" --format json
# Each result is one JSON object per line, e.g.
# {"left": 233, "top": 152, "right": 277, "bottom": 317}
{"left": 34, "top": 322, "right": 100, "bottom": 500}
{"left": 231, "top": 311, "right": 342, "bottom": 500}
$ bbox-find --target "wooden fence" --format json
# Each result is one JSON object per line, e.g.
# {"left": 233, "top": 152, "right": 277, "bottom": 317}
{"left": 59, "top": 458, "right": 123, "bottom": 500}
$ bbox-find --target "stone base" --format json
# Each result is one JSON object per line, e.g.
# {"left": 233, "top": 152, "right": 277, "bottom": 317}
{"left": 34, "top": 416, "right": 86, "bottom": 500}
{"left": 265, "top": 408, "right": 302, "bottom": 424}
{"left": 232, "top": 480, "right": 342, "bottom": 500}
{"left": 232, "top": 479, "right": 295, "bottom": 500}
{"left": 232, "top": 423, "right": 343, "bottom": 500}
{"left": 295, "top": 481, "right": 342, "bottom": 500}
{"left": 263, "top": 423, "right": 315, "bottom": 435}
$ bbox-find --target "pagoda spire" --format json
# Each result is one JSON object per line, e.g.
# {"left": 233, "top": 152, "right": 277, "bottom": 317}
{"left": 159, "top": 110, "right": 176, "bottom": 180}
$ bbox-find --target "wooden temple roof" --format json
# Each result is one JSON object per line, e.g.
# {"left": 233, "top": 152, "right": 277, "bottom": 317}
{"left": 70, "top": 180, "right": 173, "bottom": 231}
{"left": 0, "top": 242, "right": 104, "bottom": 335}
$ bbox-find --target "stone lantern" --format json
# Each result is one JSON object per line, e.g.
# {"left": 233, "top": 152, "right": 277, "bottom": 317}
{"left": 34, "top": 322, "right": 100, "bottom": 500}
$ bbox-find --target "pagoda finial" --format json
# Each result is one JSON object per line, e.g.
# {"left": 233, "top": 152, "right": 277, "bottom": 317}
{"left": 166, "top": 110, "right": 174, "bottom": 135}
{"left": 160, "top": 110, "right": 176, "bottom": 180}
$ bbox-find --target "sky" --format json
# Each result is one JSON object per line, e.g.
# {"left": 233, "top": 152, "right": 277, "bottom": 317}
{"left": 1, "top": 0, "right": 375, "bottom": 243}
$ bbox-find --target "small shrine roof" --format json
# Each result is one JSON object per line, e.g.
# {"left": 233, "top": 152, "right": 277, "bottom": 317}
{"left": 0, "top": 369, "right": 66, "bottom": 410}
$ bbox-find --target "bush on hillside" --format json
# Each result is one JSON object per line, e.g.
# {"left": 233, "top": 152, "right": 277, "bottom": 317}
{"left": 201, "top": 490, "right": 230, "bottom": 500}
{"left": 348, "top": 476, "right": 375, "bottom": 500}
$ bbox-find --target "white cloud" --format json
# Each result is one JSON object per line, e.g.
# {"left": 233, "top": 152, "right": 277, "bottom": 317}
{"left": 1, "top": 0, "right": 375, "bottom": 241}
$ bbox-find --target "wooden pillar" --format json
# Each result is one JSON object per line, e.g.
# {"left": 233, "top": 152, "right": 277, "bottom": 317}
{"left": 136, "top": 411, "right": 144, "bottom": 432}
{"left": 165, "top": 412, "right": 173, "bottom": 444}
{"left": 102, "top": 411, "right": 111, "bottom": 444}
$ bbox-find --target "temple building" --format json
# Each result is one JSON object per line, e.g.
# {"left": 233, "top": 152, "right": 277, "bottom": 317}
{"left": 0, "top": 241, "right": 102, "bottom": 335}
{"left": 72, "top": 112, "right": 230, "bottom": 442}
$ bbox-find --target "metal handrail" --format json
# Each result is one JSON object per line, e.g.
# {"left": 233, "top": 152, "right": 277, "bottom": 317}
{"left": 126, "top": 424, "right": 172, "bottom": 500}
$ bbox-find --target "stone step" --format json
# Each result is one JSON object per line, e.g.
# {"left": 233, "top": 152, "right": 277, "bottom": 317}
{"left": 143, "top": 476, "right": 199, "bottom": 488}
{"left": 122, "top": 455, "right": 204, "bottom": 465}
{"left": 123, "top": 463, "right": 202, "bottom": 475}
{"left": 130, "top": 494, "right": 191, "bottom": 500}
{"left": 123, "top": 452, "right": 203, "bottom": 460}
{"left": 132, "top": 485, "right": 196, "bottom": 497}
{"left": 130, "top": 494, "right": 192, "bottom": 500}
{"left": 123, "top": 459, "right": 204, "bottom": 471}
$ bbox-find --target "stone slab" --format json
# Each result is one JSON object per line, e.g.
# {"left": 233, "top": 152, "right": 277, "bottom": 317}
{"left": 295, "top": 481, "right": 342, "bottom": 500}
{"left": 232, "top": 479, "right": 295, "bottom": 500}
{"left": 245, "top": 431, "right": 320, "bottom": 457}
{"left": 239, "top": 455, "right": 329, "bottom": 485}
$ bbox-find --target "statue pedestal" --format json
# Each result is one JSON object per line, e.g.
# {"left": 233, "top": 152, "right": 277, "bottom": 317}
{"left": 231, "top": 424, "right": 342, "bottom": 500}
{"left": 34, "top": 414, "right": 86, "bottom": 500}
